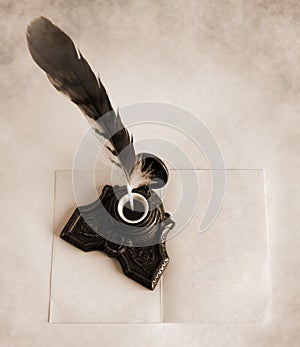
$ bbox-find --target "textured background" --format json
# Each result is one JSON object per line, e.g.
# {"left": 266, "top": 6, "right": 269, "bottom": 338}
{"left": 0, "top": 1, "right": 299, "bottom": 346}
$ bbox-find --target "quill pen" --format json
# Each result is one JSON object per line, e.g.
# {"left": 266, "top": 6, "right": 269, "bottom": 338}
{"left": 26, "top": 17, "right": 149, "bottom": 204}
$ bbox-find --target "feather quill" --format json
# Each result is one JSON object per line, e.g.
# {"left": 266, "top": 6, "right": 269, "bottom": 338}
{"left": 26, "top": 16, "right": 137, "bottom": 183}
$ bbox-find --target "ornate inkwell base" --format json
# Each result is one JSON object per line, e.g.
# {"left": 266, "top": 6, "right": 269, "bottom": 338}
{"left": 60, "top": 184, "right": 174, "bottom": 290}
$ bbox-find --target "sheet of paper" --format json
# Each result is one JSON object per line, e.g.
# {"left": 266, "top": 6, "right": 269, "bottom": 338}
{"left": 50, "top": 171, "right": 162, "bottom": 323}
{"left": 163, "top": 169, "right": 270, "bottom": 322}
{"left": 50, "top": 170, "right": 270, "bottom": 323}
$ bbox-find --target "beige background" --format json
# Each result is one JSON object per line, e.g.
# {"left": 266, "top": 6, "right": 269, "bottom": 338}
{"left": 0, "top": 1, "right": 299, "bottom": 346}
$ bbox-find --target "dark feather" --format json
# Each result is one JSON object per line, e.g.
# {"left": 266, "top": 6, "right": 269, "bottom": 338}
{"left": 26, "top": 16, "right": 136, "bottom": 176}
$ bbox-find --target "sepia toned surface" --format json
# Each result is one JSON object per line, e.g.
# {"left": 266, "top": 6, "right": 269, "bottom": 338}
{"left": 0, "top": 1, "right": 299, "bottom": 346}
